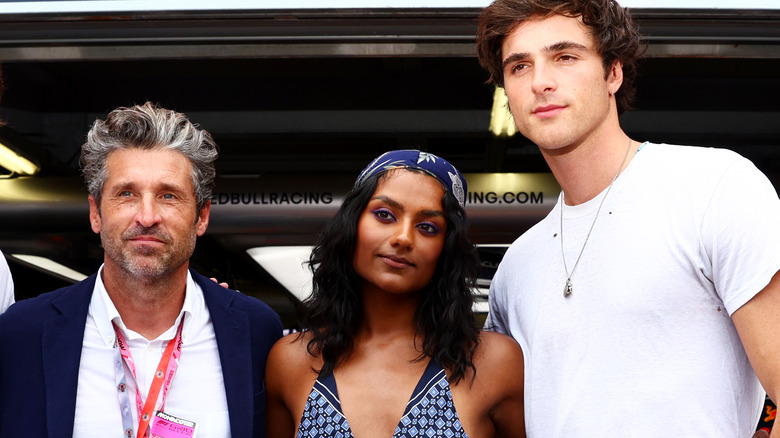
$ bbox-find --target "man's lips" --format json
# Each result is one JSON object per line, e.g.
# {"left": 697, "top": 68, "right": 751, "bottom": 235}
{"left": 533, "top": 104, "right": 565, "bottom": 118}
{"left": 129, "top": 236, "right": 165, "bottom": 245}
{"left": 124, "top": 226, "right": 169, "bottom": 244}
{"left": 380, "top": 254, "right": 414, "bottom": 269}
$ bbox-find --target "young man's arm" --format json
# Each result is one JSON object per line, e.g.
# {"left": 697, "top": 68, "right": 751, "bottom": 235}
{"left": 733, "top": 270, "right": 780, "bottom": 438}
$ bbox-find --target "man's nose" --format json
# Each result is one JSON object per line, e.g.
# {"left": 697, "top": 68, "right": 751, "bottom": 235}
{"left": 135, "top": 195, "right": 162, "bottom": 228}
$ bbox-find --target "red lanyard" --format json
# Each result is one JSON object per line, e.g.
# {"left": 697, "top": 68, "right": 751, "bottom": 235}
{"left": 113, "top": 319, "right": 184, "bottom": 438}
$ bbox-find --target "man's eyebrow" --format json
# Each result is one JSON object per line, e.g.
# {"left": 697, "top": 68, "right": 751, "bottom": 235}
{"left": 158, "top": 182, "right": 188, "bottom": 194}
{"left": 107, "top": 181, "right": 136, "bottom": 193}
{"left": 107, "top": 181, "right": 187, "bottom": 194}
{"left": 502, "top": 52, "right": 530, "bottom": 69}
{"left": 545, "top": 40, "right": 589, "bottom": 53}
{"left": 502, "top": 40, "right": 589, "bottom": 69}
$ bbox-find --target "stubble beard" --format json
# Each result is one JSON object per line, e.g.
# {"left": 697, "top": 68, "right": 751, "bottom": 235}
{"left": 101, "top": 225, "right": 196, "bottom": 281}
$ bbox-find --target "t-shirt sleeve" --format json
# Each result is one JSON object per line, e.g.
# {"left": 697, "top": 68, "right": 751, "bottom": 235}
{"left": 485, "top": 260, "right": 511, "bottom": 334}
{"left": 702, "top": 156, "right": 780, "bottom": 315}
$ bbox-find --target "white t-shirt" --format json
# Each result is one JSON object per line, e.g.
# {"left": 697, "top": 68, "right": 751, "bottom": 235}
{"left": 0, "top": 250, "right": 14, "bottom": 314}
{"left": 486, "top": 143, "right": 780, "bottom": 437}
{"left": 73, "top": 266, "right": 231, "bottom": 437}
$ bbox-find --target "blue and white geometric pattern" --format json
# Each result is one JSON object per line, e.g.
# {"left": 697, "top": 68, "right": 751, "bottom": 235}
{"left": 297, "top": 379, "right": 354, "bottom": 438}
{"left": 296, "top": 359, "right": 468, "bottom": 438}
{"left": 393, "top": 367, "right": 466, "bottom": 438}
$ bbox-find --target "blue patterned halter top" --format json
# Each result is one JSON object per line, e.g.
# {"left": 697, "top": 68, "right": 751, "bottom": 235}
{"left": 296, "top": 358, "right": 468, "bottom": 438}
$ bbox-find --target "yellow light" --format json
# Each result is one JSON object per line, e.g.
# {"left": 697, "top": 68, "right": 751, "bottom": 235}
{"left": 489, "top": 86, "right": 517, "bottom": 138}
{"left": 0, "top": 140, "right": 39, "bottom": 175}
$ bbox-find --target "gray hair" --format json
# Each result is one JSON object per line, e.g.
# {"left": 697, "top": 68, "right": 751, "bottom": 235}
{"left": 80, "top": 102, "right": 218, "bottom": 212}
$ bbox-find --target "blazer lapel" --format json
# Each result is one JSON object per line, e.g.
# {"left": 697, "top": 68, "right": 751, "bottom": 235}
{"left": 42, "top": 276, "right": 96, "bottom": 438}
{"left": 198, "top": 274, "right": 253, "bottom": 438}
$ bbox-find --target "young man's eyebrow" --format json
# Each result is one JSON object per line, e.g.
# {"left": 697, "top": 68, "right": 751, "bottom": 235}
{"left": 502, "top": 40, "right": 589, "bottom": 69}
{"left": 502, "top": 52, "right": 530, "bottom": 69}
{"left": 545, "top": 40, "right": 588, "bottom": 53}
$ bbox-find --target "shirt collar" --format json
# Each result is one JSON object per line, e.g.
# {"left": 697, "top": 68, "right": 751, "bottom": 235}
{"left": 90, "top": 265, "right": 196, "bottom": 347}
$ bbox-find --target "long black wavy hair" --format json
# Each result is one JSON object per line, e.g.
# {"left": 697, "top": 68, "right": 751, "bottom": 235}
{"left": 304, "top": 168, "right": 481, "bottom": 383}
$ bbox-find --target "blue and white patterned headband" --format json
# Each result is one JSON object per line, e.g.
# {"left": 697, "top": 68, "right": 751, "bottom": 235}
{"left": 355, "top": 149, "right": 467, "bottom": 207}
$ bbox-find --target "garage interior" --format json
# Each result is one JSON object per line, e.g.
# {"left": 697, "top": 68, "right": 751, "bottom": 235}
{"left": 0, "top": 5, "right": 778, "bottom": 328}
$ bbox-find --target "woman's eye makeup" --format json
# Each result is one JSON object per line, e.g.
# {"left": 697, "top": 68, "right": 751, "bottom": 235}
{"left": 417, "top": 222, "right": 441, "bottom": 235}
{"left": 370, "top": 205, "right": 443, "bottom": 236}
{"left": 371, "top": 208, "right": 395, "bottom": 221}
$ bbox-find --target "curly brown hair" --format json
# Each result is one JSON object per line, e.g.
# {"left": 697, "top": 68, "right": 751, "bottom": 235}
{"left": 476, "top": 0, "right": 643, "bottom": 114}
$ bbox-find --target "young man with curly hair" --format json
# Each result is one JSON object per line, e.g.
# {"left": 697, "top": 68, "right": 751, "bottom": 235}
{"left": 477, "top": 1, "right": 780, "bottom": 437}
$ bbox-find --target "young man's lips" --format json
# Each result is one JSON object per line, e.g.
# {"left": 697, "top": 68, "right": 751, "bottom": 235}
{"left": 533, "top": 105, "right": 565, "bottom": 117}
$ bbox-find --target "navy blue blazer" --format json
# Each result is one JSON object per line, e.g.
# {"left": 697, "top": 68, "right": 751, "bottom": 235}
{"left": 0, "top": 269, "right": 282, "bottom": 438}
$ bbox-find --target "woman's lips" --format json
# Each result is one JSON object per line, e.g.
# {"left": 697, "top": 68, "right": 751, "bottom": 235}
{"left": 380, "top": 254, "right": 414, "bottom": 269}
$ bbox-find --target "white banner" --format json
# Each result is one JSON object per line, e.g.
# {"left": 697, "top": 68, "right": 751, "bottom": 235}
{"left": 0, "top": 0, "right": 778, "bottom": 14}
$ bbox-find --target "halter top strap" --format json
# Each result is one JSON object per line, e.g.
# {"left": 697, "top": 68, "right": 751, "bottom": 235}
{"left": 296, "top": 358, "right": 468, "bottom": 438}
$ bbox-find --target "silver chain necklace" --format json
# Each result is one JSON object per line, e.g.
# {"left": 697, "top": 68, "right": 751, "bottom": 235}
{"left": 561, "top": 139, "right": 632, "bottom": 298}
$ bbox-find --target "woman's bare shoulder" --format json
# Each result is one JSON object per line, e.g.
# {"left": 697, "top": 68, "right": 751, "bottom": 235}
{"left": 272, "top": 331, "right": 312, "bottom": 352}
{"left": 449, "top": 332, "right": 525, "bottom": 437}
{"left": 266, "top": 331, "right": 322, "bottom": 438}
{"left": 471, "top": 331, "right": 524, "bottom": 393}
{"left": 267, "top": 331, "right": 320, "bottom": 378}
{"left": 475, "top": 331, "right": 524, "bottom": 365}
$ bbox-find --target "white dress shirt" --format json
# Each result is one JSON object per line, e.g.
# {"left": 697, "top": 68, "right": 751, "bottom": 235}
{"left": 73, "top": 266, "right": 231, "bottom": 437}
{"left": 0, "top": 250, "right": 14, "bottom": 314}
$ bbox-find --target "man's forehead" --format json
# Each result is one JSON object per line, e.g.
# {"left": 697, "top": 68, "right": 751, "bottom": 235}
{"left": 105, "top": 146, "right": 187, "bottom": 163}
{"left": 103, "top": 148, "right": 193, "bottom": 186}
{"left": 503, "top": 14, "right": 593, "bottom": 53}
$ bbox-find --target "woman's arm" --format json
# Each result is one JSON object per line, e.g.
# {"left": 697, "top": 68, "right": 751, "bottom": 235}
{"left": 265, "top": 333, "right": 315, "bottom": 438}
{"left": 480, "top": 331, "right": 526, "bottom": 437}
{"left": 450, "top": 330, "right": 525, "bottom": 438}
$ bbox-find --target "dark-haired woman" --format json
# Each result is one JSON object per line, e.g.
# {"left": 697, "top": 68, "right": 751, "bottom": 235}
{"left": 265, "top": 150, "right": 525, "bottom": 438}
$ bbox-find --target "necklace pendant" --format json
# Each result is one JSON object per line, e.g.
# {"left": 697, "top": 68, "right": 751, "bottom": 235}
{"left": 564, "top": 279, "right": 573, "bottom": 297}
